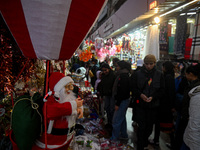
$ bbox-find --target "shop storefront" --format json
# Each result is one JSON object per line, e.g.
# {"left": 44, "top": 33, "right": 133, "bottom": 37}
{"left": 88, "top": 0, "right": 200, "bottom": 67}
{"left": 159, "top": 8, "right": 197, "bottom": 60}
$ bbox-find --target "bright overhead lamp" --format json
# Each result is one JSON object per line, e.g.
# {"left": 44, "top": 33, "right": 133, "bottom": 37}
{"left": 154, "top": 8, "right": 159, "bottom": 13}
{"left": 187, "top": 12, "right": 196, "bottom": 15}
{"left": 187, "top": 20, "right": 194, "bottom": 23}
{"left": 125, "top": 24, "right": 129, "bottom": 28}
{"left": 180, "top": 12, "right": 196, "bottom": 16}
{"left": 154, "top": 17, "right": 160, "bottom": 24}
{"left": 180, "top": 13, "right": 186, "bottom": 16}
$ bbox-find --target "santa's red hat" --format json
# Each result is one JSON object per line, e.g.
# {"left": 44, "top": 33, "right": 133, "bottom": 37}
{"left": 49, "top": 72, "right": 74, "bottom": 93}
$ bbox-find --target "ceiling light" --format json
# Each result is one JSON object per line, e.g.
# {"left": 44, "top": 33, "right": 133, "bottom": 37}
{"left": 180, "top": 13, "right": 186, "bottom": 16}
{"left": 187, "top": 20, "right": 194, "bottom": 23}
{"left": 180, "top": 12, "right": 196, "bottom": 16}
{"left": 155, "top": 8, "right": 159, "bottom": 13}
{"left": 187, "top": 12, "right": 196, "bottom": 15}
{"left": 154, "top": 17, "right": 160, "bottom": 24}
{"left": 160, "top": 0, "right": 198, "bottom": 17}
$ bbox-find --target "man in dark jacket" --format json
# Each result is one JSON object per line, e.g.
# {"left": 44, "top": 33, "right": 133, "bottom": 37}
{"left": 111, "top": 60, "right": 131, "bottom": 140}
{"left": 99, "top": 63, "right": 116, "bottom": 127}
{"left": 131, "top": 54, "right": 165, "bottom": 150}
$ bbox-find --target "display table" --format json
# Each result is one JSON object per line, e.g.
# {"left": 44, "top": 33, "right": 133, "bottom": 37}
{"left": 70, "top": 77, "right": 134, "bottom": 149}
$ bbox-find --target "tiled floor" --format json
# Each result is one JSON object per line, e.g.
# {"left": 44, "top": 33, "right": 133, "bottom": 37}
{"left": 126, "top": 108, "right": 171, "bottom": 150}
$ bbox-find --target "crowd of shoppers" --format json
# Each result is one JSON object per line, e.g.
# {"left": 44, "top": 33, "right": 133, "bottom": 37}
{"left": 174, "top": 63, "right": 200, "bottom": 150}
{"left": 69, "top": 54, "right": 200, "bottom": 150}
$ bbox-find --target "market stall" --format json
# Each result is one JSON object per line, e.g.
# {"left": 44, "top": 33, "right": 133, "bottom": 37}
{"left": 0, "top": 0, "right": 118, "bottom": 149}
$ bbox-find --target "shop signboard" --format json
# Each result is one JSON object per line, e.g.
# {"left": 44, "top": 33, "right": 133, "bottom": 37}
{"left": 149, "top": 1, "right": 157, "bottom": 10}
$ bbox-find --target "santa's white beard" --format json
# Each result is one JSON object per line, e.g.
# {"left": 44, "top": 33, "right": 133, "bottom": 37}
{"left": 58, "top": 87, "right": 76, "bottom": 103}
{"left": 58, "top": 87, "right": 78, "bottom": 127}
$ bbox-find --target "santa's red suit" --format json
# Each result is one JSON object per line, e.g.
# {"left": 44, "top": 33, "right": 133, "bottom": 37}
{"left": 33, "top": 72, "right": 78, "bottom": 150}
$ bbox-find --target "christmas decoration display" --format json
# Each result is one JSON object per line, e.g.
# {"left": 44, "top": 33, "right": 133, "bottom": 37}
{"left": 115, "top": 45, "right": 122, "bottom": 53}
{"left": 121, "top": 34, "right": 131, "bottom": 51}
{"left": 0, "top": 95, "right": 13, "bottom": 139}
{"left": 95, "top": 38, "right": 117, "bottom": 62}
{"left": 85, "top": 40, "right": 94, "bottom": 46}
{"left": 96, "top": 47, "right": 107, "bottom": 62}
{"left": 79, "top": 49, "right": 93, "bottom": 62}
{"left": 0, "top": 20, "right": 46, "bottom": 139}
{"left": 95, "top": 37, "right": 104, "bottom": 50}
{"left": 0, "top": 27, "right": 46, "bottom": 97}
{"left": 32, "top": 72, "right": 83, "bottom": 150}
{"left": 0, "top": 1, "right": 137, "bottom": 149}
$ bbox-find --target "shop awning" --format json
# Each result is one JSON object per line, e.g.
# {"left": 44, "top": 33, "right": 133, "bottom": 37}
{"left": 0, "top": 0, "right": 107, "bottom": 60}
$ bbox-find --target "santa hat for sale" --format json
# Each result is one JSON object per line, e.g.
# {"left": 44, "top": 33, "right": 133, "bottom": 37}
{"left": 49, "top": 72, "right": 74, "bottom": 93}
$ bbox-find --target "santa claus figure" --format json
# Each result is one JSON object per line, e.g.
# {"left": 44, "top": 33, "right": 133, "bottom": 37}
{"left": 33, "top": 72, "right": 83, "bottom": 150}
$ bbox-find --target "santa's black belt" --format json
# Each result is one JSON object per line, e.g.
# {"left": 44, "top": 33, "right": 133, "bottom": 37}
{"left": 51, "top": 126, "right": 75, "bottom": 135}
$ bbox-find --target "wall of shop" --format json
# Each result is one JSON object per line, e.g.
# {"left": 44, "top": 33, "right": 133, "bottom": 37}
{"left": 91, "top": 0, "right": 165, "bottom": 40}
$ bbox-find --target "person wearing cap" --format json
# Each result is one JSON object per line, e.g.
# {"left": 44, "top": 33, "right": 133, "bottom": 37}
{"left": 131, "top": 54, "right": 165, "bottom": 150}
{"left": 33, "top": 72, "right": 83, "bottom": 150}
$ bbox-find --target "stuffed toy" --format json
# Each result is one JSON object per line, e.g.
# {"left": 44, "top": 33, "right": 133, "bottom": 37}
{"left": 75, "top": 67, "right": 86, "bottom": 79}
{"left": 33, "top": 72, "right": 83, "bottom": 150}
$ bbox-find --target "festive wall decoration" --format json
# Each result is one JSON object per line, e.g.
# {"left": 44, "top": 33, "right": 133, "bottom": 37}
{"left": 79, "top": 49, "right": 93, "bottom": 62}
{"left": 0, "top": 20, "right": 46, "bottom": 138}
{"left": 95, "top": 38, "right": 116, "bottom": 62}
{"left": 0, "top": 95, "right": 13, "bottom": 138}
